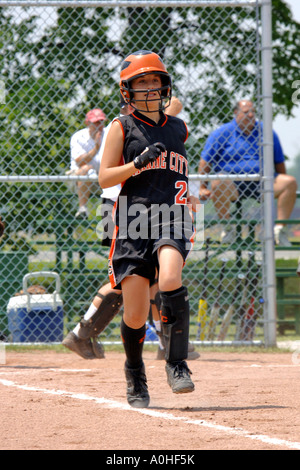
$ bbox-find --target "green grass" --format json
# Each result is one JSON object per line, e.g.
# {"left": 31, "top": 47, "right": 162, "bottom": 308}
{"left": 3, "top": 345, "right": 292, "bottom": 355}
{"left": 4, "top": 334, "right": 299, "bottom": 355}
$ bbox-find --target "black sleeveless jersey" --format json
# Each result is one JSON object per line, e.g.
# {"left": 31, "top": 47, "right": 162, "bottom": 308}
{"left": 115, "top": 110, "right": 189, "bottom": 208}
{"left": 108, "top": 111, "right": 194, "bottom": 289}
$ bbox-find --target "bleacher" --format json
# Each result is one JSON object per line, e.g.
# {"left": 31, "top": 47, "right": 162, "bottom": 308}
{"left": 1, "top": 187, "right": 299, "bottom": 342}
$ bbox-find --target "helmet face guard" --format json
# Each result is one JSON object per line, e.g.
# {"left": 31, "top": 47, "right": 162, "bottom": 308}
{"left": 120, "top": 51, "right": 172, "bottom": 112}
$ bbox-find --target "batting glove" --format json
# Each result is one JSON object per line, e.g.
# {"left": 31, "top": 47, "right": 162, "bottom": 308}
{"left": 133, "top": 142, "right": 166, "bottom": 170}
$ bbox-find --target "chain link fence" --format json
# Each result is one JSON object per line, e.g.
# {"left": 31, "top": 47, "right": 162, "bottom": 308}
{"left": 0, "top": 0, "right": 274, "bottom": 346}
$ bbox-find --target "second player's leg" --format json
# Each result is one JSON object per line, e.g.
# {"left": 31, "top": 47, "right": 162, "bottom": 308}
{"left": 157, "top": 245, "right": 195, "bottom": 394}
{"left": 62, "top": 282, "right": 123, "bottom": 359}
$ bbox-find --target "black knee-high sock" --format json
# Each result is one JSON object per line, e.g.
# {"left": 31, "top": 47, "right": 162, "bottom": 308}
{"left": 121, "top": 318, "right": 146, "bottom": 369}
{"left": 161, "top": 286, "right": 184, "bottom": 298}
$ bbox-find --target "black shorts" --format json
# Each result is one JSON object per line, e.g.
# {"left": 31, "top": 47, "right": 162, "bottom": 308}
{"left": 108, "top": 227, "right": 194, "bottom": 290}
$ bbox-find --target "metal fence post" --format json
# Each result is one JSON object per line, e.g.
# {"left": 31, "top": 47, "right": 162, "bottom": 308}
{"left": 261, "top": 0, "right": 277, "bottom": 347}
{"left": 0, "top": 0, "right": 270, "bottom": 345}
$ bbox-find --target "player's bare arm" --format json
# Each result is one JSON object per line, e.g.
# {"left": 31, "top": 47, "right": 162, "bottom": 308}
{"left": 98, "top": 120, "right": 136, "bottom": 189}
{"left": 99, "top": 121, "right": 165, "bottom": 188}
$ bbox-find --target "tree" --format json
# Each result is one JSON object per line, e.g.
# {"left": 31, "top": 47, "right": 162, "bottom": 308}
{"left": 32, "top": 1, "right": 300, "bottom": 171}
{"left": 0, "top": 0, "right": 299, "bottom": 232}
{"left": 271, "top": 0, "right": 300, "bottom": 117}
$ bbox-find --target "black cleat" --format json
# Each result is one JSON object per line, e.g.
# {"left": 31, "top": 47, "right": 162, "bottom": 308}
{"left": 124, "top": 362, "right": 150, "bottom": 408}
{"left": 62, "top": 332, "right": 105, "bottom": 359}
{"left": 165, "top": 360, "right": 195, "bottom": 394}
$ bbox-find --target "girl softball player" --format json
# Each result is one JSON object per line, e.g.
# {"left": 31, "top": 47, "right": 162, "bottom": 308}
{"left": 99, "top": 50, "right": 200, "bottom": 408}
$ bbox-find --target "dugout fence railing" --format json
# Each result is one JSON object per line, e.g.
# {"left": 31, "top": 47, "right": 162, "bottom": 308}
{"left": 1, "top": 170, "right": 287, "bottom": 349}
{"left": 0, "top": 0, "right": 285, "bottom": 347}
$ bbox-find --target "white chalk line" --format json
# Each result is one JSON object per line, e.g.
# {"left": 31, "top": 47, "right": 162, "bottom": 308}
{"left": 0, "top": 369, "right": 93, "bottom": 375}
{"left": 0, "top": 376, "right": 300, "bottom": 450}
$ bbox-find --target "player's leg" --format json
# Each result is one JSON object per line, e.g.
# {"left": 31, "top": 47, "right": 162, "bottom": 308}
{"left": 62, "top": 282, "right": 123, "bottom": 359}
{"left": 151, "top": 282, "right": 200, "bottom": 361}
{"left": 158, "top": 245, "right": 195, "bottom": 394}
{"left": 149, "top": 281, "right": 165, "bottom": 359}
{"left": 121, "top": 275, "right": 150, "bottom": 408}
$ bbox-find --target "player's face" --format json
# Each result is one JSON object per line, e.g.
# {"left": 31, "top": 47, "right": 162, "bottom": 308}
{"left": 235, "top": 101, "right": 256, "bottom": 134}
{"left": 131, "top": 73, "right": 162, "bottom": 111}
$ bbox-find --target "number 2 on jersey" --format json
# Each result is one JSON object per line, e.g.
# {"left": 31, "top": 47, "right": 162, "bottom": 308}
{"left": 175, "top": 181, "right": 187, "bottom": 204}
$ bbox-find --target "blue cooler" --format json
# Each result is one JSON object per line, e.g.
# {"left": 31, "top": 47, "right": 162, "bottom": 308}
{"left": 145, "top": 322, "right": 158, "bottom": 342}
{"left": 7, "top": 272, "right": 64, "bottom": 343}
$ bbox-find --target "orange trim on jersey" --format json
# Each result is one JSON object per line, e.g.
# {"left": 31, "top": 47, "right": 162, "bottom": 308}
{"left": 183, "top": 121, "right": 189, "bottom": 142}
{"left": 108, "top": 217, "right": 119, "bottom": 289}
{"left": 183, "top": 222, "right": 196, "bottom": 268}
{"left": 111, "top": 199, "right": 117, "bottom": 222}
{"left": 161, "top": 114, "right": 168, "bottom": 127}
{"left": 113, "top": 119, "right": 127, "bottom": 188}
{"left": 132, "top": 111, "right": 167, "bottom": 128}
{"left": 132, "top": 112, "right": 156, "bottom": 127}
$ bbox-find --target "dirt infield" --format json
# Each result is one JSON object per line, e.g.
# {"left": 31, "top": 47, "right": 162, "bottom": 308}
{"left": 1, "top": 347, "right": 300, "bottom": 451}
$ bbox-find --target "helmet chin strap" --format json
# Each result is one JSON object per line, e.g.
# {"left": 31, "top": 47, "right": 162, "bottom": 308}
{"left": 131, "top": 89, "right": 171, "bottom": 113}
{"left": 121, "top": 83, "right": 172, "bottom": 113}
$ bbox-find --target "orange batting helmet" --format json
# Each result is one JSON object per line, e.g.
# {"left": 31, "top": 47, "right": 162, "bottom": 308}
{"left": 120, "top": 50, "right": 172, "bottom": 112}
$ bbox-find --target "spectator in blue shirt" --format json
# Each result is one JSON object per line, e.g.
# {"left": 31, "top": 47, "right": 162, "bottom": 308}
{"left": 198, "top": 99, "right": 297, "bottom": 246}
